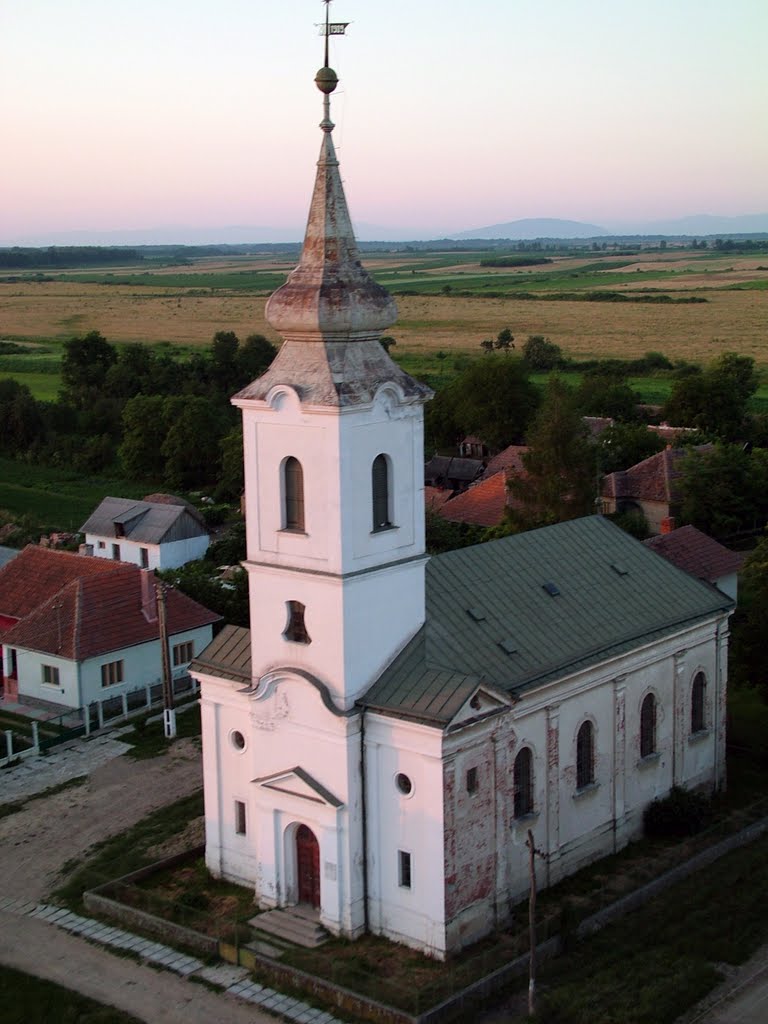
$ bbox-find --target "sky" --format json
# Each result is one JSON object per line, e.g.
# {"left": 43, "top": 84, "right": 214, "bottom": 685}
{"left": 1, "top": 0, "right": 767, "bottom": 244}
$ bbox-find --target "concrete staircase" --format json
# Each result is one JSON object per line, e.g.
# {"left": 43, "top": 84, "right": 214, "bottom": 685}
{"left": 249, "top": 905, "right": 329, "bottom": 949}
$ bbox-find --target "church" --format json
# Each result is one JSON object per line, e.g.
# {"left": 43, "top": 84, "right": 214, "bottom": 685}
{"left": 190, "top": 46, "right": 731, "bottom": 959}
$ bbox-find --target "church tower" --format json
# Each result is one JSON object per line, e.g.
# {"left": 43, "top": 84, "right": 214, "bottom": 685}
{"left": 233, "top": 48, "right": 432, "bottom": 711}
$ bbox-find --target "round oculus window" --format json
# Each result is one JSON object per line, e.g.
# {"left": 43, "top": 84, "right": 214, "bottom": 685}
{"left": 395, "top": 772, "right": 413, "bottom": 796}
{"left": 231, "top": 730, "right": 246, "bottom": 751}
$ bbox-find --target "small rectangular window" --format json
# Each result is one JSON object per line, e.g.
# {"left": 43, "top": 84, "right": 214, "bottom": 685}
{"left": 235, "top": 800, "right": 247, "bottom": 835}
{"left": 466, "top": 767, "right": 478, "bottom": 793}
{"left": 112, "top": 543, "right": 120, "bottom": 561}
{"left": 42, "top": 664, "right": 60, "bottom": 687}
{"left": 100, "top": 660, "right": 124, "bottom": 688}
{"left": 172, "top": 641, "right": 194, "bottom": 666}
{"left": 140, "top": 547, "right": 149, "bottom": 568}
{"left": 97, "top": 540, "right": 105, "bottom": 549}
{"left": 398, "top": 850, "right": 411, "bottom": 889}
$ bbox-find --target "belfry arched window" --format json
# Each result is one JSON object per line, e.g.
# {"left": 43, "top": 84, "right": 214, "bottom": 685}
{"left": 513, "top": 747, "right": 534, "bottom": 817}
{"left": 691, "top": 672, "right": 706, "bottom": 733}
{"left": 372, "top": 454, "right": 392, "bottom": 532}
{"left": 576, "top": 721, "right": 594, "bottom": 789}
{"left": 283, "top": 457, "right": 305, "bottom": 532}
{"left": 640, "top": 693, "right": 656, "bottom": 757}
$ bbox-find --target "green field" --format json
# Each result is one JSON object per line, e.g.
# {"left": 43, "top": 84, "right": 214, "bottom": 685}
{"left": 0, "top": 458, "right": 146, "bottom": 531}
{"left": 0, "top": 371, "right": 61, "bottom": 401}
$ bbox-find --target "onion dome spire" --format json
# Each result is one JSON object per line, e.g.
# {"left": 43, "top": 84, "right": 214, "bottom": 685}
{"left": 265, "top": 49, "right": 397, "bottom": 342}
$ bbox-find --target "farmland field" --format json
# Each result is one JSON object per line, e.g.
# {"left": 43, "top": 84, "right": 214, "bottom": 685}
{"left": 1, "top": 249, "right": 767, "bottom": 366}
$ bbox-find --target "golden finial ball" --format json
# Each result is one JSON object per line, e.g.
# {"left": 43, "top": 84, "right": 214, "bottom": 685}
{"left": 315, "top": 66, "right": 338, "bottom": 94}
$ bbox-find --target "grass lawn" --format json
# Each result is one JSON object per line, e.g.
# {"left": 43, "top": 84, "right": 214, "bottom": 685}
{"left": 122, "top": 703, "right": 202, "bottom": 761}
{"left": 0, "top": 964, "right": 143, "bottom": 1024}
{"left": 0, "top": 370, "right": 61, "bottom": 401}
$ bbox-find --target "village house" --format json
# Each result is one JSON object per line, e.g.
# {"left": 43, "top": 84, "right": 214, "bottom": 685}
{"left": 0, "top": 546, "right": 219, "bottom": 709}
{"left": 644, "top": 524, "right": 743, "bottom": 603}
{"left": 80, "top": 494, "right": 209, "bottom": 570}
{"left": 190, "top": 56, "right": 731, "bottom": 959}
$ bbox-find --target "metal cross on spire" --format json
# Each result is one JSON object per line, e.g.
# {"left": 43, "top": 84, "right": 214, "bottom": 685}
{"left": 318, "top": 0, "right": 349, "bottom": 69}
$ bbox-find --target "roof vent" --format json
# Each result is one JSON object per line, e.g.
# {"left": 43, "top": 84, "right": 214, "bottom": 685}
{"left": 498, "top": 638, "right": 518, "bottom": 655}
{"left": 542, "top": 581, "right": 560, "bottom": 597}
{"left": 467, "top": 607, "right": 487, "bottom": 622}
{"left": 610, "top": 563, "right": 630, "bottom": 576}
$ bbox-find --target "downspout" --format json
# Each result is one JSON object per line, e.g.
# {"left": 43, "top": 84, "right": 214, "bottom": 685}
{"left": 360, "top": 707, "right": 370, "bottom": 935}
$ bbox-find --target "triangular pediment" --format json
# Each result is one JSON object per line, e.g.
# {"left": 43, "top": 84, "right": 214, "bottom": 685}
{"left": 252, "top": 765, "right": 343, "bottom": 808}
{"left": 449, "top": 685, "right": 515, "bottom": 729}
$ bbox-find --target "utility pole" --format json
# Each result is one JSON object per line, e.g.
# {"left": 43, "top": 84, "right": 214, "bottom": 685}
{"left": 156, "top": 582, "right": 176, "bottom": 739}
{"left": 526, "top": 828, "right": 546, "bottom": 1017}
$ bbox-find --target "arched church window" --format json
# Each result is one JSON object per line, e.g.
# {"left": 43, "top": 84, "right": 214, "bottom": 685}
{"left": 513, "top": 747, "right": 534, "bottom": 817}
{"left": 372, "top": 454, "right": 392, "bottom": 532}
{"left": 283, "top": 457, "right": 305, "bottom": 532}
{"left": 640, "top": 693, "right": 656, "bottom": 757}
{"left": 691, "top": 672, "right": 706, "bottom": 733}
{"left": 284, "top": 600, "right": 310, "bottom": 644}
{"left": 576, "top": 721, "right": 594, "bottom": 789}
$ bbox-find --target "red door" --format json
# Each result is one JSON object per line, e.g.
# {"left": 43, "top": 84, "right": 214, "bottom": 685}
{"left": 296, "top": 825, "right": 320, "bottom": 908}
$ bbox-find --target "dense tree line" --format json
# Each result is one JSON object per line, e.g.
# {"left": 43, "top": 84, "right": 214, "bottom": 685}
{"left": 0, "top": 247, "right": 144, "bottom": 268}
{"left": 0, "top": 329, "right": 276, "bottom": 496}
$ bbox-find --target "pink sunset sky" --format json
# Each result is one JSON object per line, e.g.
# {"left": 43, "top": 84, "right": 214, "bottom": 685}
{"left": 1, "top": 0, "right": 766, "bottom": 244}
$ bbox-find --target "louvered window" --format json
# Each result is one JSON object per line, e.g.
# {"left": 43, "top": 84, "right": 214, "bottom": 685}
{"left": 283, "top": 457, "right": 305, "bottom": 531}
{"left": 513, "top": 747, "right": 534, "bottom": 817}
{"left": 372, "top": 454, "right": 392, "bottom": 531}
{"left": 576, "top": 722, "right": 594, "bottom": 789}
{"left": 640, "top": 693, "right": 656, "bottom": 757}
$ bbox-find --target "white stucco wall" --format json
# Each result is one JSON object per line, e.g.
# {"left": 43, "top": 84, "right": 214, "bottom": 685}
{"left": 84, "top": 534, "right": 209, "bottom": 570}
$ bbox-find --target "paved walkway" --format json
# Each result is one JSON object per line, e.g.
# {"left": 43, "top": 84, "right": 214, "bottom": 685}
{"left": 0, "top": 895, "right": 342, "bottom": 1024}
{"left": 0, "top": 733, "right": 133, "bottom": 804}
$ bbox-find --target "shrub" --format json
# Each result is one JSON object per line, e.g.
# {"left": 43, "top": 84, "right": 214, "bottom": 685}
{"left": 644, "top": 786, "right": 712, "bottom": 839}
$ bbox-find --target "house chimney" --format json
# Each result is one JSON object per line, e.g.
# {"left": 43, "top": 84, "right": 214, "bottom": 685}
{"left": 660, "top": 516, "right": 676, "bottom": 535}
{"left": 141, "top": 569, "right": 158, "bottom": 622}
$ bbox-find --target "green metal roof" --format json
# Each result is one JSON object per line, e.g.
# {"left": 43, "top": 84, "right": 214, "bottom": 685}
{"left": 363, "top": 516, "right": 732, "bottom": 725}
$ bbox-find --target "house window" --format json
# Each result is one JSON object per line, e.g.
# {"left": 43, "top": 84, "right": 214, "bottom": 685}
{"left": 112, "top": 543, "right": 121, "bottom": 561}
{"left": 284, "top": 601, "right": 310, "bottom": 644}
{"left": 283, "top": 457, "right": 305, "bottom": 532}
{"left": 398, "top": 850, "right": 412, "bottom": 889}
{"left": 466, "top": 766, "right": 478, "bottom": 794}
{"left": 172, "top": 641, "right": 194, "bottom": 666}
{"left": 140, "top": 547, "right": 149, "bottom": 568}
{"left": 8, "top": 649, "right": 18, "bottom": 677}
{"left": 640, "top": 694, "right": 656, "bottom": 757}
{"left": 234, "top": 800, "right": 247, "bottom": 835}
{"left": 513, "top": 747, "right": 534, "bottom": 817}
{"left": 101, "top": 660, "right": 124, "bottom": 688}
{"left": 576, "top": 722, "right": 594, "bottom": 789}
{"left": 691, "top": 672, "right": 706, "bottom": 733}
{"left": 372, "top": 454, "right": 392, "bottom": 531}
{"left": 42, "top": 664, "right": 60, "bottom": 688}
{"left": 97, "top": 540, "right": 105, "bottom": 549}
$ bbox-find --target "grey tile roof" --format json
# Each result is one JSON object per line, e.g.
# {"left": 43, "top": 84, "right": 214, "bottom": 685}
{"left": 363, "top": 516, "right": 732, "bottom": 725}
{"left": 80, "top": 497, "right": 208, "bottom": 544}
{"left": 190, "top": 625, "right": 251, "bottom": 683}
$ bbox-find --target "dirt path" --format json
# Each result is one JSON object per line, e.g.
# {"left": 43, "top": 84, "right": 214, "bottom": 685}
{"left": 0, "top": 738, "right": 275, "bottom": 1022}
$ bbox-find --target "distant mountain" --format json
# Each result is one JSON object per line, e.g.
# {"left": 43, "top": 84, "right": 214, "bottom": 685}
{"left": 607, "top": 213, "right": 768, "bottom": 236}
{"left": 452, "top": 218, "right": 608, "bottom": 240}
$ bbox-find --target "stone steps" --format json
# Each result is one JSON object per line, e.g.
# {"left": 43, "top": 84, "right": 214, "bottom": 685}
{"left": 250, "top": 907, "right": 329, "bottom": 949}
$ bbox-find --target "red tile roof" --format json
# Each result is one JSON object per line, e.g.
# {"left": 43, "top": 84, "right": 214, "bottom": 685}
{"left": 441, "top": 472, "right": 510, "bottom": 528}
{"left": 424, "top": 486, "right": 454, "bottom": 513}
{"left": 644, "top": 525, "right": 744, "bottom": 583}
{"left": 481, "top": 445, "right": 529, "bottom": 480}
{"left": 603, "top": 445, "right": 711, "bottom": 505}
{"left": 0, "top": 545, "right": 125, "bottom": 621}
{"left": 2, "top": 566, "right": 221, "bottom": 660}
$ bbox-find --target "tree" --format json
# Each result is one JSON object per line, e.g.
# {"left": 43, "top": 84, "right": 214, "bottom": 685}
{"left": 664, "top": 352, "right": 758, "bottom": 439}
{"left": 598, "top": 422, "right": 665, "bottom": 474}
{"left": 576, "top": 372, "right": 638, "bottom": 422}
{"left": 494, "top": 327, "right": 514, "bottom": 353}
{"left": 522, "top": 335, "right": 562, "bottom": 371}
{"left": 508, "top": 377, "right": 596, "bottom": 530}
{"left": 236, "top": 334, "right": 278, "bottom": 385}
{"left": 162, "top": 397, "right": 228, "bottom": 490}
{"left": 60, "top": 330, "right": 117, "bottom": 406}
{"left": 730, "top": 533, "right": 768, "bottom": 689}
{"left": 216, "top": 428, "right": 244, "bottom": 502}
{"left": 677, "top": 443, "right": 768, "bottom": 540}
{"left": 0, "top": 379, "right": 43, "bottom": 455}
{"left": 119, "top": 395, "right": 169, "bottom": 480}
{"left": 432, "top": 355, "right": 539, "bottom": 451}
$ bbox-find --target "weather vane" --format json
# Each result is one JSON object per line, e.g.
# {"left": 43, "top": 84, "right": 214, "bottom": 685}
{"left": 317, "top": 0, "right": 350, "bottom": 69}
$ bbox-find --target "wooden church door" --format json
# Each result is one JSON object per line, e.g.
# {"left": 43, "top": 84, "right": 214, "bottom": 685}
{"left": 296, "top": 825, "right": 320, "bottom": 908}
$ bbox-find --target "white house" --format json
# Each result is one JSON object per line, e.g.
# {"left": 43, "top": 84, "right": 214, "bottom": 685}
{"left": 0, "top": 546, "right": 220, "bottom": 710}
{"left": 190, "top": 54, "right": 732, "bottom": 959}
{"left": 80, "top": 494, "right": 209, "bottom": 570}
